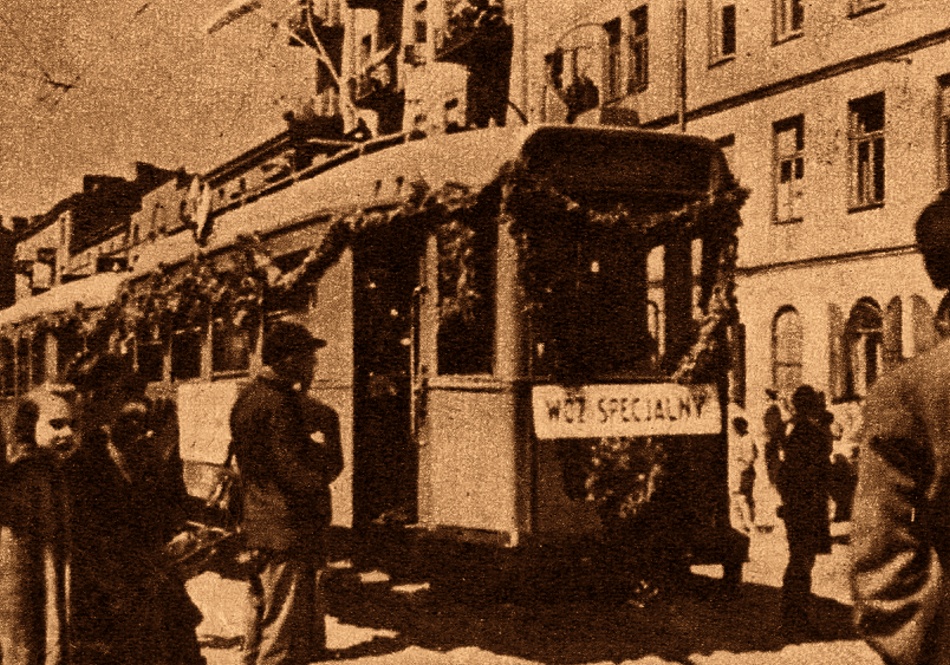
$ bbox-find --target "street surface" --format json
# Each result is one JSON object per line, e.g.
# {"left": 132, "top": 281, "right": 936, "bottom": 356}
{"left": 188, "top": 521, "right": 884, "bottom": 665}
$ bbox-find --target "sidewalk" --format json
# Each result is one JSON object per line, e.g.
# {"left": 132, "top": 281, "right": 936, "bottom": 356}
{"left": 189, "top": 522, "right": 883, "bottom": 665}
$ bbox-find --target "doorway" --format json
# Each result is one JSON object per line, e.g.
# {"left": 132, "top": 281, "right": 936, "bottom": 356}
{"left": 352, "top": 232, "right": 422, "bottom": 529}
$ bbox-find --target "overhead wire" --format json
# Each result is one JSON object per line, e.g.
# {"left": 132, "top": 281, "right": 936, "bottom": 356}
{"left": 0, "top": 1, "right": 157, "bottom": 110}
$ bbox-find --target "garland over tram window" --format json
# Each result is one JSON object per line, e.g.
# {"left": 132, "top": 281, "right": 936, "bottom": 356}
{"left": 0, "top": 155, "right": 747, "bottom": 531}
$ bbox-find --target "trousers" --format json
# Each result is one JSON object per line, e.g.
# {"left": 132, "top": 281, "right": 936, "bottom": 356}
{"left": 242, "top": 550, "right": 328, "bottom": 665}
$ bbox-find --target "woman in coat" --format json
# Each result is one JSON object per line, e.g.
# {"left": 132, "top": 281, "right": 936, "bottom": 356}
{"left": 0, "top": 385, "right": 79, "bottom": 665}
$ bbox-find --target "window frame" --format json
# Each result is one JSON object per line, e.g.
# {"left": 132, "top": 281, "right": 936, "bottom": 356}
{"left": 627, "top": 5, "right": 649, "bottom": 94}
{"left": 603, "top": 18, "right": 623, "bottom": 102}
{"left": 710, "top": 0, "right": 737, "bottom": 65}
{"left": 848, "top": 92, "right": 886, "bottom": 211}
{"left": 937, "top": 74, "right": 950, "bottom": 190}
{"left": 211, "top": 316, "right": 252, "bottom": 377}
{"left": 771, "top": 306, "right": 804, "bottom": 395}
{"left": 773, "top": 0, "right": 803, "bottom": 43}
{"left": 773, "top": 115, "right": 805, "bottom": 224}
{"left": 170, "top": 324, "right": 204, "bottom": 382}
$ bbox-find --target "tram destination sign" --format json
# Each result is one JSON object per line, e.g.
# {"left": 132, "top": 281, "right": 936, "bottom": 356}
{"left": 532, "top": 383, "right": 722, "bottom": 439}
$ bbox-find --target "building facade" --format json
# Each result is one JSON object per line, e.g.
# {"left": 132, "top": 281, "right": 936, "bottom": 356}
{"left": 514, "top": 0, "right": 950, "bottom": 425}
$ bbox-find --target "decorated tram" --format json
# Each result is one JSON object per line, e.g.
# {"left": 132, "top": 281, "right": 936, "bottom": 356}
{"left": 0, "top": 125, "right": 748, "bottom": 586}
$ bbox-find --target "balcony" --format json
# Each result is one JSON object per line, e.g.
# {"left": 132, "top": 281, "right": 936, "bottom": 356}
{"left": 434, "top": 0, "right": 511, "bottom": 65}
{"left": 403, "top": 43, "right": 426, "bottom": 67}
{"left": 287, "top": 6, "right": 344, "bottom": 50}
{"left": 343, "top": 0, "right": 384, "bottom": 9}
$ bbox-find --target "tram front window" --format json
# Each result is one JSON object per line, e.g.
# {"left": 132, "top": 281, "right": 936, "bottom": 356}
{"left": 531, "top": 228, "right": 655, "bottom": 379}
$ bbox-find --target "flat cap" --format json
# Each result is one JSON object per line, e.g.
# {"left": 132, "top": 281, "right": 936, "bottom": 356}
{"left": 262, "top": 320, "right": 326, "bottom": 366}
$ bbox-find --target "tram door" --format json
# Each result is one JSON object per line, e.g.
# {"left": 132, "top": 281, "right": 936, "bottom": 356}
{"left": 352, "top": 235, "right": 422, "bottom": 529}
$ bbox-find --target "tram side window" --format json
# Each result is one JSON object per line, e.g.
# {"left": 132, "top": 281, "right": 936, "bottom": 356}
{"left": 0, "top": 340, "right": 14, "bottom": 397}
{"left": 436, "top": 219, "right": 496, "bottom": 375}
{"left": 31, "top": 333, "right": 46, "bottom": 386}
{"left": 171, "top": 326, "right": 203, "bottom": 381}
{"left": 136, "top": 332, "right": 165, "bottom": 383}
{"left": 16, "top": 338, "right": 29, "bottom": 394}
{"left": 56, "top": 329, "right": 83, "bottom": 382}
{"left": 211, "top": 317, "right": 251, "bottom": 375}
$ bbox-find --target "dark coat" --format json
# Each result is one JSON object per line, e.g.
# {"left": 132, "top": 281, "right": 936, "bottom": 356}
{"left": 776, "top": 416, "right": 832, "bottom": 555}
{"left": 851, "top": 338, "right": 950, "bottom": 665}
{"left": 67, "top": 430, "right": 202, "bottom": 665}
{"left": 0, "top": 454, "right": 71, "bottom": 665}
{"left": 229, "top": 369, "right": 342, "bottom": 553}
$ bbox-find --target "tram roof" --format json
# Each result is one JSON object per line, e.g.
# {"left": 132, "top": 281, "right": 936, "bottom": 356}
{"left": 130, "top": 125, "right": 729, "bottom": 275}
{"left": 0, "top": 271, "right": 125, "bottom": 329}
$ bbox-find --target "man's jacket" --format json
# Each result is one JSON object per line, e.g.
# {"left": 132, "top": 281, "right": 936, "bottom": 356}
{"left": 852, "top": 339, "right": 950, "bottom": 665}
{"left": 230, "top": 368, "right": 342, "bottom": 552}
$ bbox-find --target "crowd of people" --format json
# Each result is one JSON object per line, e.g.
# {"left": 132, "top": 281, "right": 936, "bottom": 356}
{"left": 0, "top": 319, "right": 341, "bottom": 665}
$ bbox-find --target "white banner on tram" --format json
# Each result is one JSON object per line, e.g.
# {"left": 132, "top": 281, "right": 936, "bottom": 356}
{"left": 532, "top": 383, "right": 722, "bottom": 439}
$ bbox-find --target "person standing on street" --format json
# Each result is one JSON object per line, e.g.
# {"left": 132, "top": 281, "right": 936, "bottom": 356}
{"left": 775, "top": 384, "right": 832, "bottom": 639}
{"left": 68, "top": 355, "right": 205, "bottom": 665}
{"left": 230, "top": 319, "right": 340, "bottom": 665}
{"left": 729, "top": 416, "right": 757, "bottom": 534}
{"left": 851, "top": 190, "right": 950, "bottom": 665}
{"left": 0, "top": 385, "right": 78, "bottom": 665}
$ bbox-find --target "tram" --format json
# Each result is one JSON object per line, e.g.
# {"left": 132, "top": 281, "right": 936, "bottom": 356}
{"left": 0, "top": 125, "right": 748, "bottom": 587}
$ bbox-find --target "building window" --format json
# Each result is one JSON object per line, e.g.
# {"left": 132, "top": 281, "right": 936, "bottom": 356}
{"left": 774, "top": 115, "right": 805, "bottom": 223}
{"left": 604, "top": 18, "right": 622, "bottom": 101}
{"left": 774, "top": 0, "right": 803, "bottom": 41}
{"left": 844, "top": 298, "right": 883, "bottom": 399}
{"left": 627, "top": 6, "right": 648, "bottom": 93}
{"left": 712, "top": 1, "right": 737, "bottom": 62}
{"left": 938, "top": 75, "right": 950, "bottom": 189}
{"left": 849, "top": 92, "right": 885, "bottom": 209}
{"left": 772, "top": 307, "right": 803, "bottom": 395}
{"left": 849, "top": 0, "right": 885, "bottom": 17}
{"left": 413, "top": 1, "right": 428, "bottom": 43}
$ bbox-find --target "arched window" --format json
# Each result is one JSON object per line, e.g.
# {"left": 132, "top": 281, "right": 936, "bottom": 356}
{"left": 912, "top": 294, "right": 938, "bottom": 354}
{"left": 845, "top": 298, "right": 883, "bottom": 399}
{"left": 772, "top": 306, "right": 803, "bottom": 394}
{"left": 883, "top": 296, "right": 903, "bottom": 369}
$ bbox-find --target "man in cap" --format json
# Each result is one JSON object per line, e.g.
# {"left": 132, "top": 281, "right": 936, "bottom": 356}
{"left": 230, "top": 319, "right": 340, "bottom": 665}
{"left": 851, "top": 190, "right": 950, "bottom": 665}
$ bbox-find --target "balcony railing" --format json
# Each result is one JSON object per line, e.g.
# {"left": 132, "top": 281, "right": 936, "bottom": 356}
{"left": 287, "top": 6, "right": 344, "bottom": 49}
{"left": 434, "top": 1, "right": 510, "bottom": 65}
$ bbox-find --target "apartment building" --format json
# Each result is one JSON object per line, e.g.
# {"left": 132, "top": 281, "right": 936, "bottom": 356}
{"left": 518, "top": 0, "right": 950, "bottom": 419}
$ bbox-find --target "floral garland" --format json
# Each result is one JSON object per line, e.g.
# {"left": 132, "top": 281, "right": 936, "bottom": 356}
{"left": 1, "top": 157, "right": 746, "bottom": 530}
{"left": 498, "top": 160, "right": 748, "bottom": 525}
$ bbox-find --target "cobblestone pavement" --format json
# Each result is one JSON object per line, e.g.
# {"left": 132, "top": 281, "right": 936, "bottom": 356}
{"left": 189, "top": 520, "right": 884, "bottom": 665}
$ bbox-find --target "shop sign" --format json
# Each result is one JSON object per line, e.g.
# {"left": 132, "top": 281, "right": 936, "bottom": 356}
{"left": 532, "top": 382, "right": 721, "bottom": 439}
